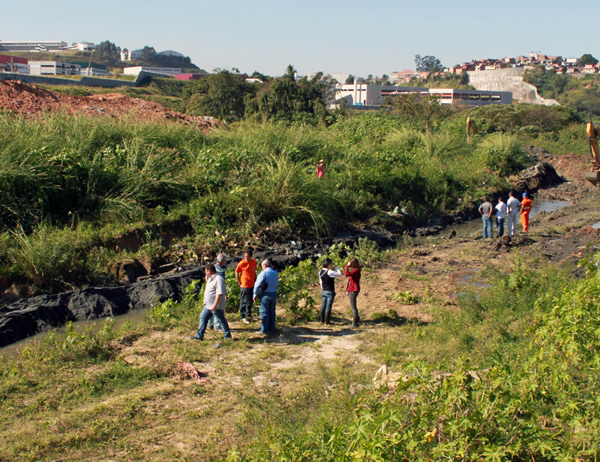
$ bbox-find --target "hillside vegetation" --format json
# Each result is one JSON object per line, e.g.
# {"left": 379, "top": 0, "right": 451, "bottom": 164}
{"left": 0, "top": 104, "right": 548, "bottom": 293}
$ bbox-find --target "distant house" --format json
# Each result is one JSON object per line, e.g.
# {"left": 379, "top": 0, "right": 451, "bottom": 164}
{"left": 121, "top": 49, "right": 144, "bottom": 61}
{"left": 66, "top": 42, "right": 95, "bottom": 51}
{"left": 390, "top": 70, "right": 416, "bottom": 83}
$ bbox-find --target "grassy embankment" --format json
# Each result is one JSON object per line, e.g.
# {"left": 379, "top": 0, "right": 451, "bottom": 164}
{"left": 1, "top": 234, "right": 599, "bottom": 460}
{"left": 0, "top": 109, "right": 536, "bottom": 294}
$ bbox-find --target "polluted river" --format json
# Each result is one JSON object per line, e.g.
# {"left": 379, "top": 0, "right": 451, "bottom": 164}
{"left": 0, "top": 199, "right": 575, "bottom": 358}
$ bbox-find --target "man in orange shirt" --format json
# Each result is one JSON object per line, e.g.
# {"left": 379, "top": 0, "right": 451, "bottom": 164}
{"left": 236, "top": 249, "right": 257, "bottom": 324}
{"left": 520, "top": 192, "right": 533, "bottom": 232}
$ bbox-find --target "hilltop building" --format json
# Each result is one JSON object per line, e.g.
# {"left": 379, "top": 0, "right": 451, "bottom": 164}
{"left": 0, "top": 41, "right": 68, "bottom": 52}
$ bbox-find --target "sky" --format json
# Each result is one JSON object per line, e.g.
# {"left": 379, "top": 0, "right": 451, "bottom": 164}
{"left": 3, "top": 0, "right": 600, "bottom": 77}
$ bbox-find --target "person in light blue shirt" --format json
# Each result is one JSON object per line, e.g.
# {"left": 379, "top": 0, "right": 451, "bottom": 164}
{"left": 253, "top": 259, "right": 279, "bottom": 335}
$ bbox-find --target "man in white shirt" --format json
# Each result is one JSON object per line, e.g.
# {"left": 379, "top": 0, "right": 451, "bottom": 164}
{"left": 495, "top": 197, "right": 507, "bottom": 237}
{"left": 506, "top": 192, "right": 521, "bottom": 237}
{"left": 192, "top": 264, "right": 232, "bottom": 340}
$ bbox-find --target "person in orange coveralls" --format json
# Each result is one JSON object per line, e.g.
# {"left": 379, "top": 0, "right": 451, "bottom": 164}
{"left": 520, "top": 192, "right": 533, "bottom": 232}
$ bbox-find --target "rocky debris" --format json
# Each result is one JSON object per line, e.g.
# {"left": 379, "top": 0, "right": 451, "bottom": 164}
{"left": 492, "top": 235, "right": 535, "bottom": 251}
{"left": 0, "top": 268, "right": 204, "bottom": 348}
{"left": 0, "top": 80, "right": 219, "bottom": 130}
{"left": 514, "top": 161, "right": 565, "bottom": 193}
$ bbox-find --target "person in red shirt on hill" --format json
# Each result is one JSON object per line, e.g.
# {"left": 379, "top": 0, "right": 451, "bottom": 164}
{"left": 520, "top": 192, "right": 533, "bottom": 232}
{"left": 345, "top": 258, "right": 361, "bottom": 328}
{"left": 235, "top": 249, "right": 257, "bottom": 324}
{"left": 315, "top": 159, "right": 325, "bottom": 179}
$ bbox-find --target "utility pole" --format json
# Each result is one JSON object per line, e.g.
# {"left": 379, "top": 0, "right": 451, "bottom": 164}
{"left": 87, "top": 50, "right": 94, "bottom": 76}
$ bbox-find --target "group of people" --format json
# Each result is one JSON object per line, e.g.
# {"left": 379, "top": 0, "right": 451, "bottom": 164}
{"left": 478, "top": 191, "right": 533, "bottom": 238}
{"left": 192, "top": 249, "right": 278, "bottom": 341}
{"left": 192, "top": 248, "right": 363, "bottom": 341}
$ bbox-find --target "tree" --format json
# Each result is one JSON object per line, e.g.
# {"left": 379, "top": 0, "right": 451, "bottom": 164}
{"left": 183, "top": 71, "right": 255, "bottom": 122}
{"left": 249, "top": 69, "right": 336, "bottom": 124}
{"left": 94, "top": 40, "right": 121, "bottom": 64}
{"left": 579, "top": 54, "right": 598, "bottom": 66}
{"left": 385, "top": 93, "right": 450, "bottom": 131}
{"left": 415, "top": 54, "right": 443, "bottom": 72}
{"left": 345, "top": 75, "right": 355, "bottom": 84}
{"left": 141, "top": 46, "right": 157, "bottom": 62}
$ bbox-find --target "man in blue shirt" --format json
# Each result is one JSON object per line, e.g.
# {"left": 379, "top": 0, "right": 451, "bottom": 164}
{"left": 253, "top": 259, "right": 279, "bottom": 335}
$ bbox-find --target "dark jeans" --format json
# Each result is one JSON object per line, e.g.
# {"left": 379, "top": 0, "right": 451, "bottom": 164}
{"left": 259, "top": 292, "right": 277, "bottom": 334}
{"left": 320, "top": 290, "right": 335, "bottom": 324}
{"left": 348, "top": 291, "right": 360, "bottom": 326}
{"left": 196, "top": 308, "right": 232, "bottom": 340}
{"left": 496, "top": 217, "right": 505, "bottom": 237}
{"left": 239, "top": 287, "right": 254, "bottom": 319}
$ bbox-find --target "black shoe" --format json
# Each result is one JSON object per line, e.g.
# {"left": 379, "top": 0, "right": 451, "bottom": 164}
{"left": 190, "top": 335, "right": 203, "bottom": 341}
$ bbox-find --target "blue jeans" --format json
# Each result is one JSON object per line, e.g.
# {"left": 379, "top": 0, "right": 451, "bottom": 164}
{"left": 239, "top": 287, "right": 254, "bottom": 319}
{"left": 196, "top": 308, "right": 232, "bottom": 340}
{"left": 320, "top": 290, "right": 335, "bottom": 324}
{"left": 482, "top": 216, "right": 493, "bottom": 239}
{"left": 496, "top": 217, "right": 505, "bottom": 237}
{"left": 259, "top": 292, "right": 277, "bottom": 334}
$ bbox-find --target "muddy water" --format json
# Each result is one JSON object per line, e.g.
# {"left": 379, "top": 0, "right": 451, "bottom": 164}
{"left": 0, "top": 200, "right": 573, "bottom": 358}
{"left": 437, "top": 199, "right": 572, "bottom": 239}
{"left": 0, "top": 308, "right": 147, "bottom": 360}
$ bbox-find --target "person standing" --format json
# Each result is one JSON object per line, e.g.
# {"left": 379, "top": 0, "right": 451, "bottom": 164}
{"left": 478, "top": 198, "right": 493, "bottom": 239}
{"left": 506, "top": 192, "right": 521, "bottom": 237}
{"left": 521, "top": 192, "right": 533, "bottom": 232}
{"left": 495, "top": 198, "right": 507, "bottom": 237}
{"left": 344, "top": 258, "right": 361, "bottom": 328}
{"left": 208, "top": 253, "right": 227, "bottom": 331}
{"left": 236, "top": 249, "right": 257, "bottom": 324}
{"left": 319, "top": 258, "right": 343, "bottom": 325}
{"left": 315, "top": 159, "right": 325, "bottom": 179}
{"left": 192, "top": 264, "right": 232, "bottom": 341}
{"left": 253, "top": 259, "right": 279, "bottom": 335}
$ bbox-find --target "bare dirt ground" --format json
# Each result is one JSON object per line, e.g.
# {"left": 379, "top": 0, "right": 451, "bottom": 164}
{"left": 0, "top": 79, "right": 219, "bottom": 129}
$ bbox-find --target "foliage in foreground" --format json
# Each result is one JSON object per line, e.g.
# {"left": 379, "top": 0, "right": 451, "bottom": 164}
{"left": 233, "top": 253, "right": 600, "bottom": 461}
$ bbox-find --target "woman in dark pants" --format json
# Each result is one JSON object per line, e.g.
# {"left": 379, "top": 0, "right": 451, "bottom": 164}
{"left": 345, "top": 258, "right": 361, "bottom": 328}
{"left": 319, "top": 258, "right": 343, "bottom": 325}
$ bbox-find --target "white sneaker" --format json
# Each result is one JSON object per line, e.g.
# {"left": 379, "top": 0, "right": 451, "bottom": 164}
{"left": 242, "top": 318, "right": 250, "bottom": 324}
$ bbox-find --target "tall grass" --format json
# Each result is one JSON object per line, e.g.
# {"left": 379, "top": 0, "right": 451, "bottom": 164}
{"left": 0, "top": 110, "right": 540, "bottom": 290}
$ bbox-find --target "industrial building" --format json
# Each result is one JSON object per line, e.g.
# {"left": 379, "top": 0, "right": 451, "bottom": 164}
{"left": 0, "top": 41, "right": 68, "bottom": 52}
{"left": 123, "top": 66, "right": 182, "bottom": 77}
{"left": 29, "top": 61, "right": 81, "bottom": 76}
{"left": 335, "top": 83, "right": 512, "bottom": 108}
{"left": 0, "top": 55, "right": 29, "bottom": 73}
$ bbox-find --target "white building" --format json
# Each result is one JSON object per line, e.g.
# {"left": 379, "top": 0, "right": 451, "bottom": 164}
{"left": 123, "top": 66, "right": 181, "bottom": 76}
{"left": 81, "top": 67, "right": 108, "bottom": 76}
{"left": 121, "top": 49, "right": 144, "bottom": 61}
{"left": 334, "top": 83, "right": 512, "bottom": 108}
{"left": 0, "top": 41, "right": 68, "bottom": 52}
{"left": 29, "top": 61, "right": 81, "bottom": 76}
{"left": 67, "top": 42, "right": 95, "bottom": 51}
